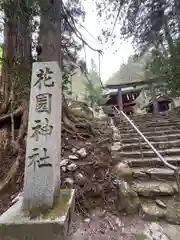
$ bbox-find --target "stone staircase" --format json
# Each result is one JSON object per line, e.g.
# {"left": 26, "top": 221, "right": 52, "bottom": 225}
{"left": 114, "top": 112, "right": 180, "bottom": 222}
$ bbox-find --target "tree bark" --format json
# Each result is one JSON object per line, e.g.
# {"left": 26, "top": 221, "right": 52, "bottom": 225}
{"left": 163, "top": 14, "right": 175, "bottom": 56}
{"left": 0, "top": 8, "right": 14, "bottom": 114}
{"left": 0, "top": 0, "right": 32, "bottom": 194}
{"left": 0, "top": 0, "right": 32, "bottom": 114}
{"left": 38, "top": 0, "right": 93, "bottom": 135}
{"left": 174, "top": 0, "right": 180, "bottom": 33}
{"left": 38, "top": 0, "right": 74, "bottom": 127}
{"left": 38, "top": 0, "right": 61, "bottom": 66}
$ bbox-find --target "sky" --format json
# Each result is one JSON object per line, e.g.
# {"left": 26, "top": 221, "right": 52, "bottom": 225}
{"left": 79, "top": 0, "right": 134, "bottom": 83}
{"left": 0, "top": 1, "right": 134, "bottom": 83}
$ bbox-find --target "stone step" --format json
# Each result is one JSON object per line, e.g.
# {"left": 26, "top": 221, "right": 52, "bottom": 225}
{"left": 131, "top": 113, "right": 178, "bottom": 119}
{"left": 118, "top": 122, "right": 180, "bottom": 130}
{"left": 119, "top": 118, "right": 180, "bottom": 124}
{"left": 131, "top": 115, "right": 178, "bottom": 121}
{"left": 119, "top": 125, "right": 180, "bottom": 134}
{"left": 141, "top": 199, "right": 180, "bottom": 225}
{"left": 140, "top": 200, "right": 168, "bottom": 221}
{"left": 132, "top": 167, "right": 175, "bottom": 180}
{"left": 120, "top": 129, "right": 180, "bottom": 138}
{"left": 127, "top": 157, "right": 180, "bottom": 168}
{"left": 118, "top": 120, "right": 180, "bottom": 126}
{"left": 121, "top": 140, "right": 180, "bottom": 151}
{"left": 114, "top": 114, "right": 179, "bottom": 123}
{"left": 133, "top": 181, "right": 177, "bottom": 197}
{"left": 122, "top": 134, "right": 180, "bottom": 144}
{"left": 117, "top": 148, "right": 180, "bottom": 159}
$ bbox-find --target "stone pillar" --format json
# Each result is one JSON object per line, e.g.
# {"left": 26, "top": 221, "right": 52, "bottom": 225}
{"left": 23, "top": 61, "right": 62, "bottom": 211}
{"left": 149, "top": 83, "right": 158, "bottom": 115}
{"left": 117, "top": 87, "right": 123, "bottom": 111}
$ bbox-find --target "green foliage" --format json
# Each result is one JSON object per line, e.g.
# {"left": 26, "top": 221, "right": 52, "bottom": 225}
{"left": 97, "top": 0, "right": 179, "bottom": 56}
{"left": 0, "top": 0, "right": 87, "bottom": 104}
{"left": 145, "top": 38, "right": 180, "bottom": 97}
{"left": 82, "top": 58, "right": 106, "bottom": 107}
{"left": 83, "top": 81, "right": 107, "bottom": 107}
{"left": 107, "top": 55, "right": 148, "bottom": 84}
{"left": 71, "top": 58, "right": 102, "bottom": 101}
{"left": 97, "top": 0, "right": 180, "bottom": 99}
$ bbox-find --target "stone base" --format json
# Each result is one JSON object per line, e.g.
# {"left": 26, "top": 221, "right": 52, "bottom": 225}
{"left": 0, "top": 189, "right": 75, "bottom": 240}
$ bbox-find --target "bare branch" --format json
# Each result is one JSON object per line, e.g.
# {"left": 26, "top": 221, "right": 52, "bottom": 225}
{"left": 62, "top": 0, "right": 102, "bottom": 54}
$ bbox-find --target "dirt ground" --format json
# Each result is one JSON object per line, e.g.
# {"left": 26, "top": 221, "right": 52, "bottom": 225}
{"left": 0, "top": 117, "right": 115, "bottom": 216}
{"left": 68, "top": 209, "right": 145, "bottom": 240}
{"left": 67, "top": 208, "right": 180, "bottom": 240}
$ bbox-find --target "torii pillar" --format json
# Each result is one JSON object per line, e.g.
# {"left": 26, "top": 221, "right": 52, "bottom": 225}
{"left": 149, "top": 83, "right": 158, "bottom": 115}
{"left": 117, "top": 87, "right": 123, "bottom": 112}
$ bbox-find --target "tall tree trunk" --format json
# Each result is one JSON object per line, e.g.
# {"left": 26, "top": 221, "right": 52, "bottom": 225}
{"left": 38, "top": 0, "right": 91, "bottom": 133}
{"left": 0, "top": 9, "right": 15, "bottom": 114}
{"left": 174, "top": 0, "right": 180, "bottom": 33}
{"left": 39, "top": 0, "right": 70, "bottom": 124}
{"left": 39, "top": 0, "right": 61, "bottom": 65}
{"left": 163, "top": 14, "right": 175, "bottom": 56}
{"left": 0, "top": 0, "right": 32, "bottom": 114}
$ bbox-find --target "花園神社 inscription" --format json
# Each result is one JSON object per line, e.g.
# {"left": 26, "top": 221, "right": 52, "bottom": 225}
{"left": 23, "top": 62, "right": 62, "bottom": 210}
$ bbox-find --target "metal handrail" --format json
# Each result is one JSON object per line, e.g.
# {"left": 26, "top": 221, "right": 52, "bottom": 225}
{"left": 114, "top": 106, "right": 177, "bottom": 171}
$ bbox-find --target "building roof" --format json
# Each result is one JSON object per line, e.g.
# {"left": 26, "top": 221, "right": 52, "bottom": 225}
{"left": 142, "top": 95, "right": 172, "bottom": 109}
{"left": 105, "top": 78, "right": 170, "bottom": 92}
{"left": 105, "top": 79, "right": 158, "bottom": 89}
{"left": 104, "top": 86, "right": 142, "bottom": 96}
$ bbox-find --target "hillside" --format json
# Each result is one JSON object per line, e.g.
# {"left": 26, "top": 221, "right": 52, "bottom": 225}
{"left": 71, "top": 68, "right": 101, "bottom": 101}
{"left": 71, "top": 69, "right": 87, "bottom": 100}
{"left": 106, "top": 55, "right": 148, "bottom": 85}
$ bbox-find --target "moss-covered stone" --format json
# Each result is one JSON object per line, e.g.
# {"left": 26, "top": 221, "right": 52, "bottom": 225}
{"left": 113, "top": 162, "right": 133, "bottom": 183}
{"left": 116, "top": 180, "right": 140, "bottom": 214}
{"left": 29, "top": 189, "right": 72, "bottom": 220}
{"left": 133, "top": 233, "right": 147, "bottom": 240}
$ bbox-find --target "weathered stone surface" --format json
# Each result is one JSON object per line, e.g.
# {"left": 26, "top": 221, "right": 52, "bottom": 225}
{"left": 119, "top": 148, "right": 180, "bottom": 158}
{"left": 121, "top": 130, "right": 180, "bottom": 140}
{"left": 119, "top": 125, "right": 180, "bottom": 134}
{"left": 122, "top": 139, "right": 180, "bottom": 152}
{"left": 77, "top": 148, "right": 87, "bottom": 157}
{"left": 145, "top": 222, "right": 170, "bottom": 240}
{"left": 165, "top": 201, "right": 180, "bottom": 225}
{"left": 117, "top": 180, "right": 140, "bottom": 214}
{"left": 155, "top": 200, "right": 167, "bottom": 209}
{"left": 62, "top": 166, "right": 67, "bottom": 172}
{"left": 114, "top": 162, "right": 133, "bottom": 182}
{"left": 113, "top": 133, "right": 121, "bottom": 141}
{"left": 115, "top": 111, "right": 180, "bottom": 224}
{"left": 141, "top": 199, "right": 180, "bottom": 225}
{"left": 23, "top": 62, "right": 62, "bottom": 211}
{"left": 111, "top": 141, "right": 122, "bottom": 151}
{"left": 127, "top": 157, "right": 180, "bottom": 168}
{"left": 162, "top": 222, "right": 180, "bottom": 240}
{"left": 132, "top": 168, "right": 174, "bottom": 180}
{"left": 75, "top": 173, "right": 86, "bottom": 186}
{"left": 69, "top": 155, "right": 78, "bottom": 160}
{"left": 141, "top": 202, "right": 167, "bottom": 220}
{"left": 67, "top": 163, "right": 77, "bottom": 171}
{"left": 133, "top": 181, "right": 176, "bottom": 197}
{"left": 72, "top": 148, "right": 76, "bottom": 153}
{"left": 122, "top": 134, "right": 180, "bottom": 144}
{"left": 60, "top": 158, "right": 69, "bottom": 167}
{"left": 0, "top": 189, "right": 75, "bottom": 240}
{"left": 64, "top": 178, "right": 74, "bottom": 187}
